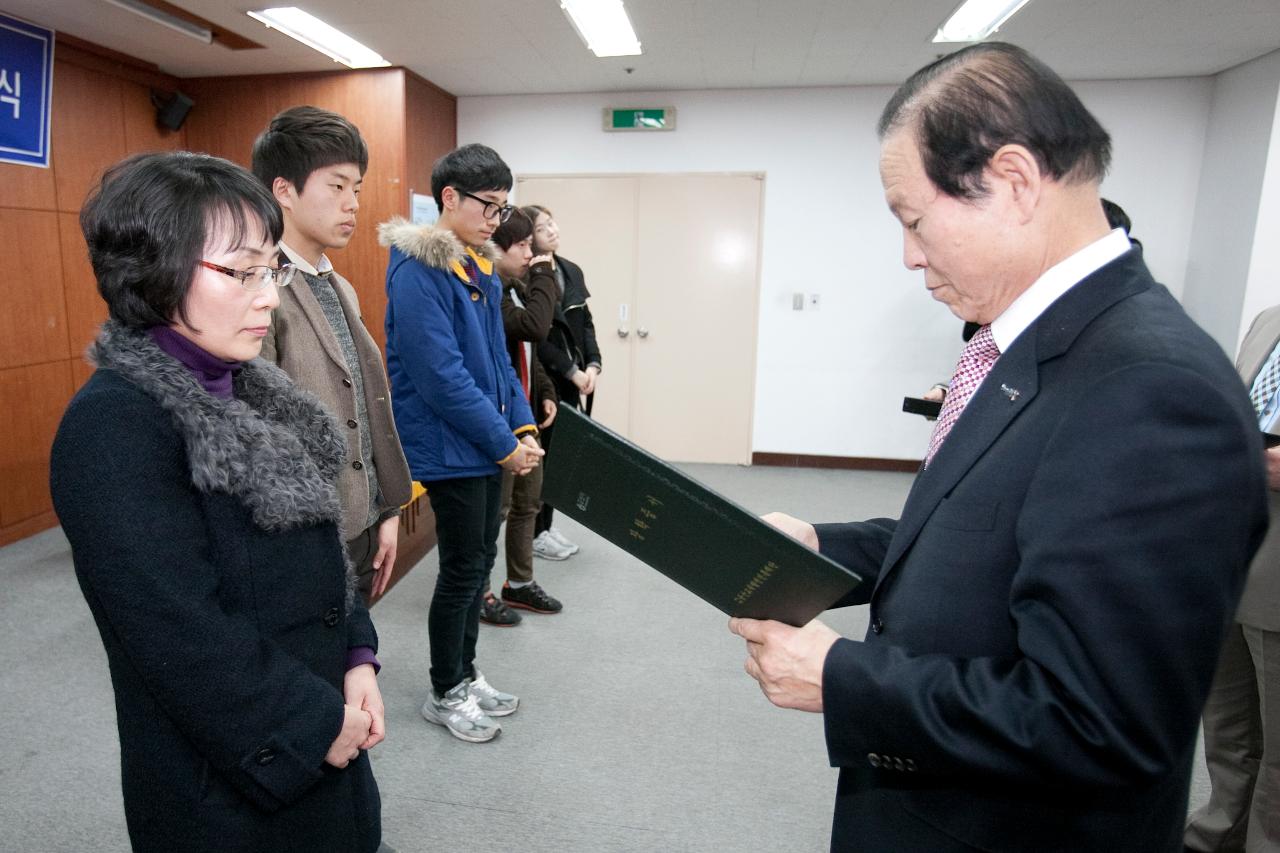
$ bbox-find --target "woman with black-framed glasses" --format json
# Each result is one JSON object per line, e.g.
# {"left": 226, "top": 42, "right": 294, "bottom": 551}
{"left": 50, "top": 151, "right": 385, "bottom": 853}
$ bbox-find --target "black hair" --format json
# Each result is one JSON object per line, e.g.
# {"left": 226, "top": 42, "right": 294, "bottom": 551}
{"left": 492, "top": 208, "right": 534, "bottom": 251}
{"left": 80, "top": 151, "right": 283, "bottom": 329}
{"left": 430, "top": 143, "right": 512, "bottom": 213}
{"left": 251, "top": 105, "right": 369, "bottom": 193}
{"left": 521, "top": 205, "right": 553, "bottom": 252}
{"left": 1101, "top": 198, "right": 1131, "bottom": 234}
{"left": 1101, "top": 197, "right": 1142, "bottom": 250}
{"left": 878, "top": 42, "right": 1111, "bottom": 200}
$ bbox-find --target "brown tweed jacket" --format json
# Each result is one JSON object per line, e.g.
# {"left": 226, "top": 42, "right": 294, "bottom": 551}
{"left": 261, "top": 266, "right": 412, "bottom": 541}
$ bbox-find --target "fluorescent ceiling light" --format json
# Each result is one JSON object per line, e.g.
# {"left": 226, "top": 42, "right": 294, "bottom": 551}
{"left": 101, "top": 0, "right": 212, "bottom": 44}
{"left": 561, "top": 0, "right": 642, "bottom": 58}
{"left": 247, "top": 7, "right": 390, "bottom": 68}
{"left": 932, "top": 0, "right": 1032, "bottom": 43}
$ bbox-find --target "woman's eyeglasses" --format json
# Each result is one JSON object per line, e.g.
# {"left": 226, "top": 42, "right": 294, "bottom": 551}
{"left": 199, "top": 261, "right": 298, "bottom": 291}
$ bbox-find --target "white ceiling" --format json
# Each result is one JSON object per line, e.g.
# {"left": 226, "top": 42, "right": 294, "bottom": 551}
{"left": 17, "top": 0, "right": 1280, "bottom": 96}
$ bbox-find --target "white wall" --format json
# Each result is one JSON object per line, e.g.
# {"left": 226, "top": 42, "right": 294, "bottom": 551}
{"left": 459, "top": 77, "right": 1213, "bottom": 459}
{"left": 1182, "top": 49, "right": 1280, "bottom": 353}
{"left": 1237, "top": 52, "right": 1280, "bottom": 345}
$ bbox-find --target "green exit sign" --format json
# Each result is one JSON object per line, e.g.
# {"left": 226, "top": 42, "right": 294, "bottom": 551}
{"left": 604, "top": 107, "right": 677, "bottom": 132}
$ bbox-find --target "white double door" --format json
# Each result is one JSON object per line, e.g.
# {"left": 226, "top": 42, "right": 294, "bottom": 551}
{"left": 516, "top": 174, "right": 762, "bottom": 465}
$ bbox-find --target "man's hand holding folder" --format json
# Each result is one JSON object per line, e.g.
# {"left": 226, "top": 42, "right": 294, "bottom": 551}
{"left": 729, "top": 615, "right": 839, "bottom": 713}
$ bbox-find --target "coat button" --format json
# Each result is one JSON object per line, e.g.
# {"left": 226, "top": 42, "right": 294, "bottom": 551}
{"left": 867, "top": 753, "right": 881, "bottom": 768}
{"left": 352, "top": 460, "right": 363, "bottom": 470}
{"left": 256, "top": 748, "right": 275, "bottom": 765}
{"left": 870, "top": 618, "right": 884, "bottom": 634}
{"left": 323, "top": 607, "right": 340, "bottom": 627}
{"left": 470, "top": 292, "right": 480, "bottom": 302}
{"left": 342, "top": 378, "right": 353, "bottom": 388}
{"left": 347, "top": 419, "right": 358, "bottom": 429}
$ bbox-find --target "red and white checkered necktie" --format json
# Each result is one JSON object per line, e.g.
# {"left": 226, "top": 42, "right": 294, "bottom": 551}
{"left": 925, "top": 324, "right": 1000, "bottom": 468}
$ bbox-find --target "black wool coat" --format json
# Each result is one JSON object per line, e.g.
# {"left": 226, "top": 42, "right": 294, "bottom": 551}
{"left": 537, "top": 254, "right": 602, "bottom": 408}
{"left": 50, "top": 322, "right": 381, "bottom": 853}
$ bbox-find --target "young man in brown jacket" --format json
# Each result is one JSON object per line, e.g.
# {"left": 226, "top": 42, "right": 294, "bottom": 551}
{"left": 252, "top": 106, "right": 412, "bottom": 604}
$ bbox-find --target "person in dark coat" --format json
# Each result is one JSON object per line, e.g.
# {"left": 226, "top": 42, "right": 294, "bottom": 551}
{"left": 50, "top": 151, "right": 385, "bottom": 853}
{"left": 475, "top": 208, "right": 564, "bottom": 627}
{"left": 521, "top": 204, "right": 601, "bottom": 559}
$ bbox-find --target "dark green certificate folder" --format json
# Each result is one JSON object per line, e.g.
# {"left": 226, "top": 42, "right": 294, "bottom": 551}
{"left": 541, "top": 407, "right": 863, "bottom": 626}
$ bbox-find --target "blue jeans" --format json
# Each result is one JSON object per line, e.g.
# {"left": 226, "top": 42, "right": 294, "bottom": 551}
{"left": 424, "top": 474, "right": 502, "bottom": 695}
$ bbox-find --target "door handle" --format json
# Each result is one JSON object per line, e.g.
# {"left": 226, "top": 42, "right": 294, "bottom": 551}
{"left": 617, "top": 327, "right": 630, "bottom": 339}
{"left": 637, "top": 327, "right": 649, "bottom": 339}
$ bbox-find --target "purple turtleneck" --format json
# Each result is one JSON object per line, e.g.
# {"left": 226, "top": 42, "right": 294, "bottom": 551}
{"left": 148, "top": 326, "right": 240, "bottom": 399}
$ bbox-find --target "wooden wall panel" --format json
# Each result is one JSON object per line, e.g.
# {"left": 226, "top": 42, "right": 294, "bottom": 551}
{"left": 0, "top": 159, "right": 56, "bottom": 211}
{"left": 0, "top": 360, "right": 74, "bottom": 531}
{"left": 405, "top": 72, "right": 457, "bottom": 199}
{"left": 186, "top": 68, "right": 427, "bottom": 353}
{"left": 389, "top": 72, "right": 459, "bottom": 355}
{"left": 0, "top": 210, "right": 69, "bottom": 369}
{"left": 0, "top": 38, "right": 194, "bottom": 546}
{"left": 51, "top": 62, "right": 127, "bottom": 214}
{"left": 59, "top": 212, "right": 105, "bottom": 360}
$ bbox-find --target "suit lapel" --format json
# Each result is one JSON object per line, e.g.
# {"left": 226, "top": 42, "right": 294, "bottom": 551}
{"left": 291, "top": 274, "right": 350, "bottom": 374}
{"left": 873, "top": 249, "right": 1153, "bottom": 597}
{"left": 878, "top": 338, "right": 1039, "bottom": 586}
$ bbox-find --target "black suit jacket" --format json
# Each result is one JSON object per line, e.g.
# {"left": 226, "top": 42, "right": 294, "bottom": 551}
{"left": 815, "top": 250, "right": 1268, "bottom": 852}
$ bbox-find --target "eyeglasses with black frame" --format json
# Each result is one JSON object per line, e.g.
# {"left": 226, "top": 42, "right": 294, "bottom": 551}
{"left": 455, "top": 188, "right": 514, "bottom": 223}
{"left": 199, "top": 260, "right": 297, "bottom": 291}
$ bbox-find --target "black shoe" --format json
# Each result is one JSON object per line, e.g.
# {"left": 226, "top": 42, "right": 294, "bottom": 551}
{"left": 501, "top": 581, "right": 563, "bottom": 614}
{"left": 480, "top": 593, "right": 522, "bottom": 626}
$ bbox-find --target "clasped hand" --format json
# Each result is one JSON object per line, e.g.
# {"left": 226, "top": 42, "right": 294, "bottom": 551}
{"left": 501, "top": 435, "right": 545, "bottom": 476}
{"left": 325, "top": 663, "right": 385, "bottom": 768}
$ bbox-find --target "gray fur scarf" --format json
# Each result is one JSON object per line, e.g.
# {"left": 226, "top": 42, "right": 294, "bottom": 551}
{"left": 90, "top": 321, "right": 358, "bottom": 609}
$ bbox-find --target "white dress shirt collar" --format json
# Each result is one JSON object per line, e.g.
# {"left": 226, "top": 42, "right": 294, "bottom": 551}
{"left": 278, "top": 241, "right": 333, "bottom": 278}
{"left": 990, "top": 228, "right": 1131, "bottom": 353}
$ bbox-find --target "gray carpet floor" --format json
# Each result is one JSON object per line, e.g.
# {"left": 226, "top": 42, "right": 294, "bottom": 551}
{"left": 0, "top": 464, "right": 1210, "bottom": 852}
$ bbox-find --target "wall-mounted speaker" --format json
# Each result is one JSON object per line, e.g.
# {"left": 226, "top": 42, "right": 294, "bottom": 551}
{"left": 151, "top": 90, "right": 194, "bottom": 131}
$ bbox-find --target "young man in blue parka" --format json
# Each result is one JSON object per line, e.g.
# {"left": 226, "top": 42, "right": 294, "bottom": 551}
{"left": 379, "top": 144, "right": 543, "bottom": 743}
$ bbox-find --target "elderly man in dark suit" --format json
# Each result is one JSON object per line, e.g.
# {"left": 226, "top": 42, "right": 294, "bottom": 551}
{"left": 1185, "top": 307, "right": 1280, "bottom": 853}
{"left": 731, "top": 43, "right": 1269, "bottom": 852}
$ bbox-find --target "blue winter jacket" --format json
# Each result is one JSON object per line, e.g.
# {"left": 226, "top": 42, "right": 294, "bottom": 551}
{"left": 379, "top": 219, "right": 536, "bottom": 483}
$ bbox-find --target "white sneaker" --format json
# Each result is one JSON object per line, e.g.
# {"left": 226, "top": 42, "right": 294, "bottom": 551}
{"left": 421, "top": 681, "right": 501, "bottom": 742}
{"left": 467, "top": 669, "right": 519, "bottom": 717}
{"left": 532, "top": 530, "right": 573, "bottom": 561}
{"left": 546, "top": 527, "right": 580, "bottom": 555}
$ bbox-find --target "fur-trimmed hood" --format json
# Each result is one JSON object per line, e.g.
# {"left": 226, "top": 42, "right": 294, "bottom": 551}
{"left": 377, "top": 217, "right": 501, "bottom": 273}
{"left": 90, "top": 322, "right": 358, "bottom": 608}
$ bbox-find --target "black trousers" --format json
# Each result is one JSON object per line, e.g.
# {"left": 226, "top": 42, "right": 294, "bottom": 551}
{"left": 534, "top": 423, "right": 555, "bottom": 535}
{"left": 424, "top": 473, "right": 502, "bottom": 695}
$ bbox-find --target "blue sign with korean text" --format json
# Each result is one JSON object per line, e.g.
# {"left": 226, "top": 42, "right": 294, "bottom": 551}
{"left": 0, "top": 14, "right": 53, "bottom": 168}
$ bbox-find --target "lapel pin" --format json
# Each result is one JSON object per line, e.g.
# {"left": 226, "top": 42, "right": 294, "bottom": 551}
{"left": 1000, "top": 384, "right": 1021, "bottom": 401}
